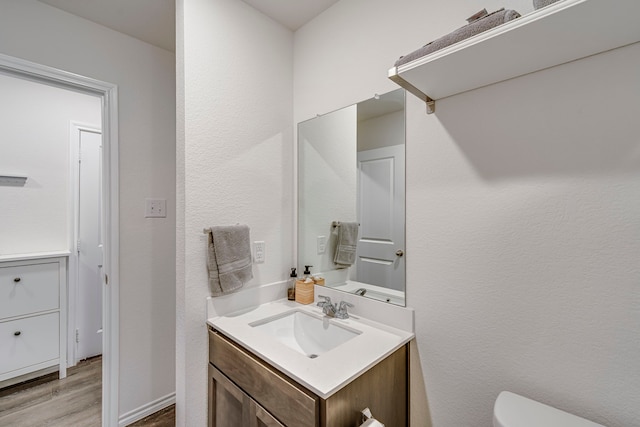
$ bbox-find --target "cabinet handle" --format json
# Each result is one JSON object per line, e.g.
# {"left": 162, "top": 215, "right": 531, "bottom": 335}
{"left": 14, "top": 331, "right": 21, "bottom": 336}
{"left": 14, "top": 277, "right": 21, "bottom": 283}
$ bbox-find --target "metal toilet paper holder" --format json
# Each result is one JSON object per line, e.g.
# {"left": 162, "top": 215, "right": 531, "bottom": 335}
{"left": 360, "top": 407, "right": 385, "bottom": 427}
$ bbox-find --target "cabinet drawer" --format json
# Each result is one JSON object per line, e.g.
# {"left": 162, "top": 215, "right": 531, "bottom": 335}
{"left": 0, "top": 312, "right": 60, "bottom": 375}
{"left": 209, "top": 330, "right": 319, "bottom": 427}
{"left": 0, "top": 262, "right": 59, "bottom": 318}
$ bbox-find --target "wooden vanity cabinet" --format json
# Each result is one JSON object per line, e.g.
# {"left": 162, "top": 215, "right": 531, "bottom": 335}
{"left": 208, "top": 328, "right": 407, "bottom": 427}
{"left": 209, "top": 365, "right": 284, "bottom": 427}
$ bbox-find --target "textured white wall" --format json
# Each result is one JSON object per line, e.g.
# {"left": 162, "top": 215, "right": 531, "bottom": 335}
{"left": 0, "top": 73, "right": 101, "bottom": 254}
{"left": 295, "top": 1, "right": 640, "bottom": 426}
{"left": 0, "top": 0, "right": 176, "bottom": 419}
{"left": 177, "top": 0, "right": 294, "bottom": 425}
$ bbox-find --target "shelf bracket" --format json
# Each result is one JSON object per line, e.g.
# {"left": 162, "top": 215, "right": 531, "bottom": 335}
{"left": 425, "top": 97, "right": 435, "bottom": 114}
{"left": 388, "top": 69, "right": 436, "bottom": 115}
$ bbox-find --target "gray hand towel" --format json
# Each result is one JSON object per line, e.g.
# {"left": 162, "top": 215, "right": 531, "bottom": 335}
{"left": 333, "top": 222, "right": 359, "bottom": 268}
{"left": 395, "top": 8, "right": 521, "bottom": 66}
{"left": 207, "top": 225, "right": 253, "bottom": 296}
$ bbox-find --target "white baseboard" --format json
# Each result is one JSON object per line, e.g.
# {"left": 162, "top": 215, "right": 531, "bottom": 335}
{"left": 118, "top": 392, "right": 175, "bottom": 427}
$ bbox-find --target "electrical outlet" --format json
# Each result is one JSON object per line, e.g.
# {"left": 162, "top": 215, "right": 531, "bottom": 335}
{"left": 317, "top": 235, "right": 326, "bottom": 254}
{"left": 254, "top": 241, "right": 265, "bottom": 263}
{"left": 145, "top": 198, "right": 166, "bottom": 218}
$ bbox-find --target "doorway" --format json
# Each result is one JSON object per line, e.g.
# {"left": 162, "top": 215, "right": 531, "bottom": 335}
{"left": 0, "top": 53, "right": 119, "bottom": 426}
{"left": 71, "top": 124, "right": 104, "bottom": 365}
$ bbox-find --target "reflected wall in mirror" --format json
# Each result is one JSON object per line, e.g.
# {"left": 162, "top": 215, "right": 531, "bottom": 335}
{"left": 298, "top": 89, "right": 406, "bottom": 306}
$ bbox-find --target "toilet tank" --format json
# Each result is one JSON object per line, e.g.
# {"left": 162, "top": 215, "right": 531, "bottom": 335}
{"left": 494, "top": 391, "right": 606, "bottom": 427}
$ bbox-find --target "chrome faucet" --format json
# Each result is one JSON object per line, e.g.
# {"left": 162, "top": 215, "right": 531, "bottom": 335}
{"left": 335, "top": 301, "right": 354, "bottom": 319}
{"left": 317, "top": 296, "right": 354, "bottom": 319}
{"left": 317, "top": 295, "right": 336, "bottom": 317}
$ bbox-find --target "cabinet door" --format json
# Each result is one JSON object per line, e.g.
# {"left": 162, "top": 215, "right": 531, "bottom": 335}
{"left": 209, "top": 365, "right": 284, "bottom": 427}
{"left": 251, "top": 404, "right": 285, "bottom": 427}
{"left": 210, "top": 364, "right": 247, "bottom": 427}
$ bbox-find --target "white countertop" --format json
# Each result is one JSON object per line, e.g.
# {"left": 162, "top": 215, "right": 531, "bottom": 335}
{"left": 207, "top": 299, "right": 414, "bottom": 399}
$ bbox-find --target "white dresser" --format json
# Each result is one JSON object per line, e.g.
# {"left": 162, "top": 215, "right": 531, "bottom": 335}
{"left": 0, "top": 252, "right": 68, "bottom": 386}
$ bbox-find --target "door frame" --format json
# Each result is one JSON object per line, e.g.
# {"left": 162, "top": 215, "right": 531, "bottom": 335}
{"left": 0, "top": 53, "right": 120, "bottom": 427}
{"left": 68, "top": 122, "right": 103, "bottom": 366}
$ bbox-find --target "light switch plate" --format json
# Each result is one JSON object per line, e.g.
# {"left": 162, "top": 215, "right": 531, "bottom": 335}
{"left": 254, "top": 241, "right": 265, "bottom": 263}
{"left": 145, "top": 198, "right": 166, "bottom": 218}
{"left": 317, "top": 235, "right": 326, "bottom": 254}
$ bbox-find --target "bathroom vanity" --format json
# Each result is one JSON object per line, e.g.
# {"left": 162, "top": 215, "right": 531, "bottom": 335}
{"left": 207, "top": 300, "right": 413, "bottom": 427}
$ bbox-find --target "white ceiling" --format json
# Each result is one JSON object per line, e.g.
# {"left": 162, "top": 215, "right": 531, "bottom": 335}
{"left": 241, "top": 0, "right": 339, "bottom": 30}
{"left": 38, "top": 0, "right": 176, "bottom": 52}
{"left": 37, "top": 0, "right": 339, "bottom": 52}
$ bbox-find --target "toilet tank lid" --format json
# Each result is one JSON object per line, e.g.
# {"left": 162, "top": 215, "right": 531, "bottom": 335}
{"left": 493, "top": 391, "right": 606, "bottom": 427}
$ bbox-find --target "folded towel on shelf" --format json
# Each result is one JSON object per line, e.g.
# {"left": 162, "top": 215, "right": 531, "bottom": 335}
{"left": 333, "top": 222, "right": 359, "bottom": 268}
{"left": 395, "top": 8, "right": 521, "bottom": 66}
{"left": 207, "top": 224, "right": 253, "bottom": 296}
{"left": 533, "top": 0, "right": 562, "bottom": 10}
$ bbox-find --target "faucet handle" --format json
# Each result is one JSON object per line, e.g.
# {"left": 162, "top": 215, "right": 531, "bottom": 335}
{"left": 336, "top": 301, "right": 354, "bottom": 319}
{"left": 317, "top": 295, "right": 331, "bottom": 307}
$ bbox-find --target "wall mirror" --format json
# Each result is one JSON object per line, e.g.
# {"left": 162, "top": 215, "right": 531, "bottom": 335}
{"left": 298, "top": 89, "right": 406, "bottom": 306}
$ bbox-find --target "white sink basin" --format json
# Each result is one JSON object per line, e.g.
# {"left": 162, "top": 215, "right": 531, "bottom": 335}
{"left": 250, "top": 310, "right": 361, "bottom": 358}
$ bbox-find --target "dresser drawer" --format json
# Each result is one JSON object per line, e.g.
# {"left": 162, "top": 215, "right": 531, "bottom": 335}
{"left": 0, "top": 262, "right": 59, "bottom": 318}
{"left": 0, "top": 312, "right": 60, "bottom": 375}
{"left": 209, "top": 329, "right": 319, "bottom": 427}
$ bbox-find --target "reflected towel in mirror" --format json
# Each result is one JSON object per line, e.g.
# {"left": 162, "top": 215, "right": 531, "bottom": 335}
{"left": 333, "top": 222, "right": 359, "bottom": 268}
{"left": 207, "top": 224, "right": 253, "bottom": 296}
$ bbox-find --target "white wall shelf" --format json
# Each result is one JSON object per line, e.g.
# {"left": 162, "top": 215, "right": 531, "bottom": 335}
{"left": 388, "top": 0, "right": 640, "bottom": 114}
{"left": 0, "top": 175, "right": 27, "bottom": 185}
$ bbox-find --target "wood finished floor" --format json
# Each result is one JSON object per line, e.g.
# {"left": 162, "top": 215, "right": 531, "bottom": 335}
{"left": 0, "top": 357, "right": 175, "bottom": 426}
{"left": 129, "top": 405, "right": 175, "bottom": 427}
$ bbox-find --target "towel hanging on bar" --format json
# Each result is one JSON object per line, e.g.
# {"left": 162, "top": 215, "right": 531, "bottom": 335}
{"left": 332, "top": 222, "right": 359, "bottom": 268}
{"left": 206, "top": 225, "right": 253, "bottom": 296}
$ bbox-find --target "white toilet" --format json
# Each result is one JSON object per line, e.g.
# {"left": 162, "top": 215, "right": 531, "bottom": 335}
{"left": 494, "top": 391, "right": 606, "bottom": 427}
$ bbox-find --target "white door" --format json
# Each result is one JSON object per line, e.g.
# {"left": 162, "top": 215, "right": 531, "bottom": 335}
{"left": 356, "top": 145, "right": 405, "bottom": 291}
{"left": 76, "top": 129, "right": 103, "bottom": 361}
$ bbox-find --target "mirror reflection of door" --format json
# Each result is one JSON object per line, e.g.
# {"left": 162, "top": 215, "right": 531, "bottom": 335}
{"left": 76, "top": 128, "right": 103, "bottom": 362}
{"left": 356, "top": 145, "right": 405, "bottom": 292}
